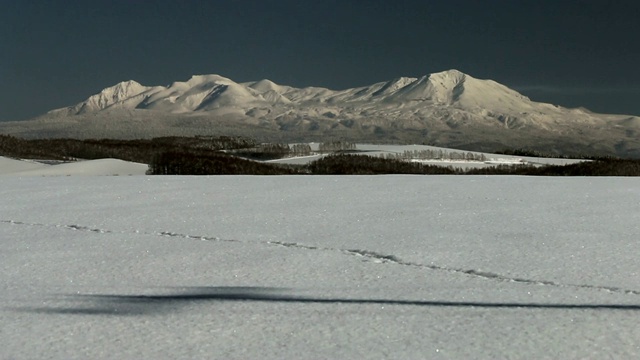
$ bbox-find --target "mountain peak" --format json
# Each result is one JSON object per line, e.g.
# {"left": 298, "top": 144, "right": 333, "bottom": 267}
{"left": 102, "top": 80, "right": 145, "bottom": 94}
{"left": 115, "top": 79, "right": 142, "bottom": 86}
{"left": 370, "top": 77, "right": 417, "bottom": 97}
{"left": 248, "top": 79, "right": 281, "bottom": 92}
{"left": 69, "top": 80, "right": 149, "bottom": 114}
{"left": 428, "top": 69, "right": 467, "bottom": 84}
{"left": 187, "top": 74, "right": 235, "bottom": 85}
{"left": 435, "top": 69, "right": 466, "bottom": 76}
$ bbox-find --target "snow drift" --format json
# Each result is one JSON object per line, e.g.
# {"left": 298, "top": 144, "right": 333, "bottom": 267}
{"left": 0, "top": 157, "right": 148, "bottom": 176}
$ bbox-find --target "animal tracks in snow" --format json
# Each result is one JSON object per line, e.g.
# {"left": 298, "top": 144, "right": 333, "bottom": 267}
{"left": 2, "top": 220, "right": 112, "bottom": 234}
{"left": 157, "top": 231, "right": 239, "bottom": 243}
{"left": 3, "top": 218, "right": 640, "bottom": 296}
{"left": 0, "top": 219, "right": 236, "bottom": 243}
{"left": 265, "top": 240, "right": 640, "bottom": 296}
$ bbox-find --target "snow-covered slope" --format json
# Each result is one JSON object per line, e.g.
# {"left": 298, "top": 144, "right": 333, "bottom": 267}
{"left": 0, "top": 157, "right": 49, "bottom": 173}
{"left": 4, "top": 70, "right": 640, "bottom": 157}
{"left": 0, "top": 157, "right": 148, "bottom": 176}
{"left": 62, "top": 80, "right": 152, "bottom": 114}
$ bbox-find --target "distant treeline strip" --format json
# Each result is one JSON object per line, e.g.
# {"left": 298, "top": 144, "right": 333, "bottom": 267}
{"left": 2, "top": 134, "right": 640, "bottom": 176}
{"left": 308, "top": 154, "right": 455, "bottom": 175}
{"left": 149, "top": 151, "right": 301, "bottom": 175}
{"left": 463, "top": 158, "right": 640, "bottom": 176}
{"left": 0, "top": 134, "right": 257, "bottom": 164}
{"left": 149, "top": 153, "right": 640, "bottom": 176}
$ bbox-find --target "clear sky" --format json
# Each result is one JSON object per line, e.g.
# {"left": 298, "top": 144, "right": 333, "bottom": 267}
{"left": 2, "top": 0, "right": 639, "bottom": 121}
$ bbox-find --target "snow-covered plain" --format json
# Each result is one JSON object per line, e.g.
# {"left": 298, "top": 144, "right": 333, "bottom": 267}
{"left": 2, "top": 174, "right": 640, "bottom": 359}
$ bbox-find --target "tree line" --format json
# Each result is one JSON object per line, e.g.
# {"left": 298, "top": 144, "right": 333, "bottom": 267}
{"left": 148, "top": 151, "right": 301, "bottom": 175}
{"left": 231, "top": 143, "right": 312, "bottom": 160}
{"left": 0, "top": 134, "right": 257, "bottom": 164}
{"left": 308, "top": 154, "right": 456, "bottom": 175}
{"left": 3, "top": 134, "right": 640, "bottom": 176}
{"left": 382, "top": 149, "right": 487, "bottom": 162}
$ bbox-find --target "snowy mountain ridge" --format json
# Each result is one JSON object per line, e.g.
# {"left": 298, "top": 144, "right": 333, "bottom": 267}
{"left": 72, "top": 80, "right": 151, "bottom": 114}
{"left": 53, "top": 69, "right": 534, "bottom": 115}
{"left": 4, "top": 69, "right": 640, "bottom": 157}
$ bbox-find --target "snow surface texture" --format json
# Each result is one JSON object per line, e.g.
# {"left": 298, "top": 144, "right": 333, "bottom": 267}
{"left": 0, "top": 157, "right": 148, "bottom": 176}
{"left": 2, "top": 175, "right": 640, "bottom": 359}
{"left": 3, "top": 69, "right": 639, "bottom": 157}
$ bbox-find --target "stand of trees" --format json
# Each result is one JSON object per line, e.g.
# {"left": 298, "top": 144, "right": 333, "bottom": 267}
{"left": 148, "top": 151, "right": 301, "bottom": 175}
{"left": 383, "top": 149, "right": 487, "bottom": 162}
{"left": 290, "top": 143, "right": 313, "bottom": 156}
{"left": 318, "top": 141, "right": 357, "bottom": 153}
{"left": 230, "top": 143, "right": 313, "bottom": 160}
{"left": 309, "top": 154, "right": 456, "bottom": 175}
{"left": 494, "top": 148, "right": 607, "bottom": 160}
{"left": 233, "top": 143, "right": 292, "bottom": 160}
{"left": 0, "top": 135, "right": 256, "bottom": 164}
{"left": 311, "top": 155, "right": 640, "bottom": 176}
{"left": 465, "top": 158, "right": 640, "bottom": 176}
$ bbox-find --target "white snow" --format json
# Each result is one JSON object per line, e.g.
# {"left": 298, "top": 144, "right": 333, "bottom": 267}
{"left": 267, "top": 143, "right": 587, "bottom": 169}
{"left": 0, "top": 156, "right": 49, "bottom": 173}
{"left": 0, "top": 157, "right": 148, "bottom": 176}
{"left": 1, "top": 173, "right": 640, "bottom": 359}
{"left": 44, "top": 69, "right": 631, "bottom": 122}
{"left": 69, "top": 80, "right": 151, "bottom": 114}
{"left": 6, "top": 70, "right": 640, "bottom": 157}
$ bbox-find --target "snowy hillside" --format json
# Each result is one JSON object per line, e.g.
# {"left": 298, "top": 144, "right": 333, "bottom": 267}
{"left": 69, "top": 80, "right": 152, "bottom": 114}
{"left": 0, "top": 157, "right": 148, "bottom": 176}
{"left": 2, "top": 69, "right": 640, "bottom": 157}
{"left": 2, "top": 175, "right": 640, "bottom": 358}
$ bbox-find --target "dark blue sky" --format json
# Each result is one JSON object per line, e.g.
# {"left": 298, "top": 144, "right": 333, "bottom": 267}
{"left": 2, "top": 0, "right": 639, "bottom": 121}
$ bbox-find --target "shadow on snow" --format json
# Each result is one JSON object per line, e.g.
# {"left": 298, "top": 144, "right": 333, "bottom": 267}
{"left": 14, "top": 286, "right": 640, "bottom": 316}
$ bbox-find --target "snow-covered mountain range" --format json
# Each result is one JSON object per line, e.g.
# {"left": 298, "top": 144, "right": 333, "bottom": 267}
{"left": 3, "top": 69, "right": 640, "bottom": 157}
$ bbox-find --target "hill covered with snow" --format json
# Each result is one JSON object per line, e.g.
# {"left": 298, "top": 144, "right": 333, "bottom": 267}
{"left": 0, "top": 157, "right": 148, "bottom": 176}
{"left": 2, "top": 70, "right": 639, "bottom": 157}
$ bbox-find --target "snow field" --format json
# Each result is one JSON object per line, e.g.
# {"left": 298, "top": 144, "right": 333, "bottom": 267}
{"left": 1, "top": 175, "right": 640, "bottom": 358}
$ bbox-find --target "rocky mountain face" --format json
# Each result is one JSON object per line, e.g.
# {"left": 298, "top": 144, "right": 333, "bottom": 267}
{"left": 2, "top": 70, "right": 639, "bottom": 157}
